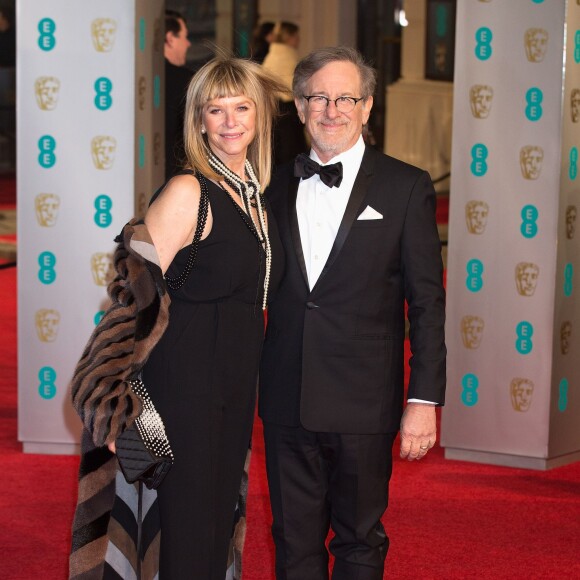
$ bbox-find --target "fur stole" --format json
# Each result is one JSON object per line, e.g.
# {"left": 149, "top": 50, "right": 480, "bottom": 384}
{"left": 70, "top": 218, "right": 170, "bottom": 447}
{"left": 69, "top": 219, "right": 169, "bottom": 579}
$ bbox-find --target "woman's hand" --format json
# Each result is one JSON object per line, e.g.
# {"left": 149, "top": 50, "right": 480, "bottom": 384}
{"left": 108, "top": 441, "right": 116, "bottom": 454}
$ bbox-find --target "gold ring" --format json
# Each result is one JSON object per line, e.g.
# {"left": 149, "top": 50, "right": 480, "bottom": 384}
{"left": 420, "top": 446, "right": 428, "bottom": 450}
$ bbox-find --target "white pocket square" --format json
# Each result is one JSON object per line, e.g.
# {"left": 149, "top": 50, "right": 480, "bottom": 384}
{"left": 357, "top": 205, "right": 383, "bottom": 220}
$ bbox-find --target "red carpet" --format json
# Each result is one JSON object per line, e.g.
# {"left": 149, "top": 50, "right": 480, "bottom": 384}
{"left": 0, "top": 173, "right": 16, "bottom": 210}
{"left": 436, "top": 194, "right": 448, "bottom": 224}
{"left": 1, "top": 266, "right": 580, "bottom": 579}
{"left": 0, "top": 174, "right": 16, "bottom": 250}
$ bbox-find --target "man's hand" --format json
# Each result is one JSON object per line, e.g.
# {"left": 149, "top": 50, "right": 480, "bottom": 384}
{"left": 107, "top": 441, "right": 116, "bottom": 454}
{"left": 399, "top": 402, "right": 436, "bottom": 461}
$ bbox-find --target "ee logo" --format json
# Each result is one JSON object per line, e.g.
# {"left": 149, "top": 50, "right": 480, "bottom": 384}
{"left": 139, "top": 17, "right": 146, "bottom": 51}
{"left": 94, "top": 77, "right": 113, "bottom": 111}
{"left": 466, "top": 259, "right": 484, "bottom": 292}
{"left": 94, "top": 311, "right": 105, "bottom": 325}
{"left": 461, "top": 374, "right": 479, "bottom": 407}
{"left": 521, "top": 205, "right": 538, "bottom": 238}
{"left": 575, "top": 31, "right": 580, "bottom": 64}
{"left": 525, "top": 88, "right": 543, "bottom": 121}
{"left": 38, "top": 18, "right": 56, "bottom": 51}
{"left": 570, "top": 147, "right": 578, "bottom": 181}
{"left": 564, "top": 263, "right": 574, "bottom": 297}
{"left": 38, "top": 135, "right": 56, "bottom": 168}
{"left": 475, "top": 27, "right": 492, "bottom": 61}
{"left": 516, "top": 321, "right": 533, "bottom": 354}
{"left": 154, "top": 75, "right": 161, "bottom": 109}
{"left": 139, "top": 134, "right": 146, "bottom": 168}
{"left": 94, "top": 195, "right": 113, "bottom": 228}
{"left": 38, "top": 366, "right": 57, "bottom": 400}
{"left": 38, "top": 251, "right": 56, "bottom": 284}
{"left": 470, "top": 144, "right": 488, "bottom": 176}
{"left": 558, "top": 378, "right": 568, "bottom": 412}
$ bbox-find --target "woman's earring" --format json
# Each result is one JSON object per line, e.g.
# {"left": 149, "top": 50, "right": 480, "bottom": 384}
{"left": 201, "top": 127, "right": 206, "bottom": 134}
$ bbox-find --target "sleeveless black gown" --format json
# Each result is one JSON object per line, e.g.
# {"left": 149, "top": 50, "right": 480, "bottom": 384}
{"left": 142, "top": 176, "right": 283, "bottom": 579}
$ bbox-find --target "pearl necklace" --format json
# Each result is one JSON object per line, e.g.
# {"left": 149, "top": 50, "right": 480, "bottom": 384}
{"left": 208, "top": 153, "right": 272, "bottom": 310}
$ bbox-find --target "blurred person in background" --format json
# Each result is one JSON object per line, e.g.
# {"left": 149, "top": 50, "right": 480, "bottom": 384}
{"left": 250, "top": 20, "right": 275, "bottom": 64}
{"left": 164, "top": 9, "right": 193, "bottom": 180}
{"left": 262, "top": 21, "right": 307, "bottom": 166}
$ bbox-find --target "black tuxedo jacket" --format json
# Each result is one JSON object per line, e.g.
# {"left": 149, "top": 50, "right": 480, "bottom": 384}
{"left": 259, "top": 145, "right": 446, "bottom": 434}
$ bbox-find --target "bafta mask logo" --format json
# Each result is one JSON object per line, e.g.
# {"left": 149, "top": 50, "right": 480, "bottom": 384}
{"left": 434, "top": 42, "right": 448, "bottom": 73}
{"left": 465, "top": 201, "right": 489, "bottom": 234}
{"left": 515, "top": 262, "right": 539, "bottom": 297}
{"left": 35, "top": 193, "right": 60, "bottom": 227}
{"left": 91, "top": 136, "right": 117, "bottom": 170}
{"left": 469, "top": 85, "right": 493, "bottom": 119}
{"left": 138, "top": 75, "right": 146, "bottom": 111}
{"left": 572, "top": 89, "right": 580, "bottom": 123}
{"left": 34, "top": 76, "right": 60, "bottom": 111}
{"left": 35, "top": 309, "right": 60, "bottom": 342}
{"left": 91, "top": 253, "right": 115, "bottom": 286}
{"left": 566, "top": 205, "right": 577, "bottom": 239}
{"left": 136, "top": 192, "right": 147, "bottom": 218}
{"left": 154, "top": 132, "right": 162, "bottom": 166}
{"left": 524, "top": 28, "right": 548, "bottom": 63}
{"left": 520, "top": 146, "right": 543, "bottom": 180}
{"left": 460, "top": 315, "right": 484, "bottom": 349}
{"left": 561, "top": 321, "right": 572, "bottom": 355}
{"left": 510, "top": 378, "right": 534, "bottom": 412}
{"left": 91, "top": 18, "right": 117, "bottom": 52}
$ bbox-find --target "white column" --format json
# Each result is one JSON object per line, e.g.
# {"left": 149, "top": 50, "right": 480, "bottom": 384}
{"left": 17, "top": 0, "right": 164, "bottom": 455}
{"left": 442, "top": 0, "right": 580, "bottom": 470}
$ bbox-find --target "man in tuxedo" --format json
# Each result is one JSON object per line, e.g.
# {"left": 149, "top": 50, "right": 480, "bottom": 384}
{"left": 164, "top": 10, "right": 192, "bottom": 180}
{"left": 259, "top": 46, "right": 446, "bottom": 580}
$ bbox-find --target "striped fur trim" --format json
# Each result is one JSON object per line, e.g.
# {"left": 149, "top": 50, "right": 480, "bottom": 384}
{"left": 70, "top": 431, "right": 161, "bottom": 579}
{"left": 70, "top": 219, "right": 170, "bottom": 447}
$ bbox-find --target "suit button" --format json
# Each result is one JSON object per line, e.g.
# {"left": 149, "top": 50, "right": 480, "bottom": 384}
{"left": 306, "top": 301, "right": 319, "bottom": 309}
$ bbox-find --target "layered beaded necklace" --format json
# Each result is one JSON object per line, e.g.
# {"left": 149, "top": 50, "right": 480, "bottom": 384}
{"left": 208, "top": 152, "right": 272, "bottom": 310}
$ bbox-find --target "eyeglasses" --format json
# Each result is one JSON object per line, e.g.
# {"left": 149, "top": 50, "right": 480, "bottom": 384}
{"left": 303, "top": 95, "right": 365, "bottom": 113}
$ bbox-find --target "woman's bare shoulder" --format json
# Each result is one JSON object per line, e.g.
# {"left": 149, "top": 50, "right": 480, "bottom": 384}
{"left": 153, "top": 173, "right": 202, "bottom": 208}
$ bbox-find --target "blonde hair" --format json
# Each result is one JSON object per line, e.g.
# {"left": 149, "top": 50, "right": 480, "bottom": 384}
{"left": 183, "top": 55, "right": 288, "bottom": 190}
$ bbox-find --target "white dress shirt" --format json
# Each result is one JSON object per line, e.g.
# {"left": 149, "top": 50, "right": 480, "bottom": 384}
{"left": 296, "top": 136, "right": 435, "bottom": 406}
{"left": 296, "top": 136, "right": 365, "bottom": 288}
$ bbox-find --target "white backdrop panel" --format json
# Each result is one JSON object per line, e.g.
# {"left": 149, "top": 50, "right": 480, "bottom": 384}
{"left": 17, "top": 0, "right": 163, "bottom": 453}
{"left": 442, "top": 0, "right": 567, "bottom": 461}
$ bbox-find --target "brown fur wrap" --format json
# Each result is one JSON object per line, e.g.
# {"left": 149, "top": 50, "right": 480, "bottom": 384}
{"left": 70, "top": 218, "right": 170, "bottom": 446}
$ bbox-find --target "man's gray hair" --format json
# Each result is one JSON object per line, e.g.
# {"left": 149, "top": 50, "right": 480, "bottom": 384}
{"left": 292, "top": 46, "right": 377, "bottom": 99}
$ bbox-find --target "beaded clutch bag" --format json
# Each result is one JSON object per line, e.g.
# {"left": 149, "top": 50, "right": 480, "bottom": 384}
{"left": 115, "top": 378, "right": 174, "bottom": 490}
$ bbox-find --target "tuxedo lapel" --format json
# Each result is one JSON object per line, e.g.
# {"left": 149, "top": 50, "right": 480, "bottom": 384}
{"left": 311, "top": 146, "right": 377, "bottom": 293}
{"left": 287, "top": 175, "right": 310, "bottom": 289}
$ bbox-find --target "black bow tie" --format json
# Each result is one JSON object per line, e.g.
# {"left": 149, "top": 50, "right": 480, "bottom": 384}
{"left": 294, "top": 153, "right": 343, "bottom": 188}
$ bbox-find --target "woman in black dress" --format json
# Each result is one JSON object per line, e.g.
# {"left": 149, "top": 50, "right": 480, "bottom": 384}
{"left": 122, "top": 56, "right": 285, "bottom": 578}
